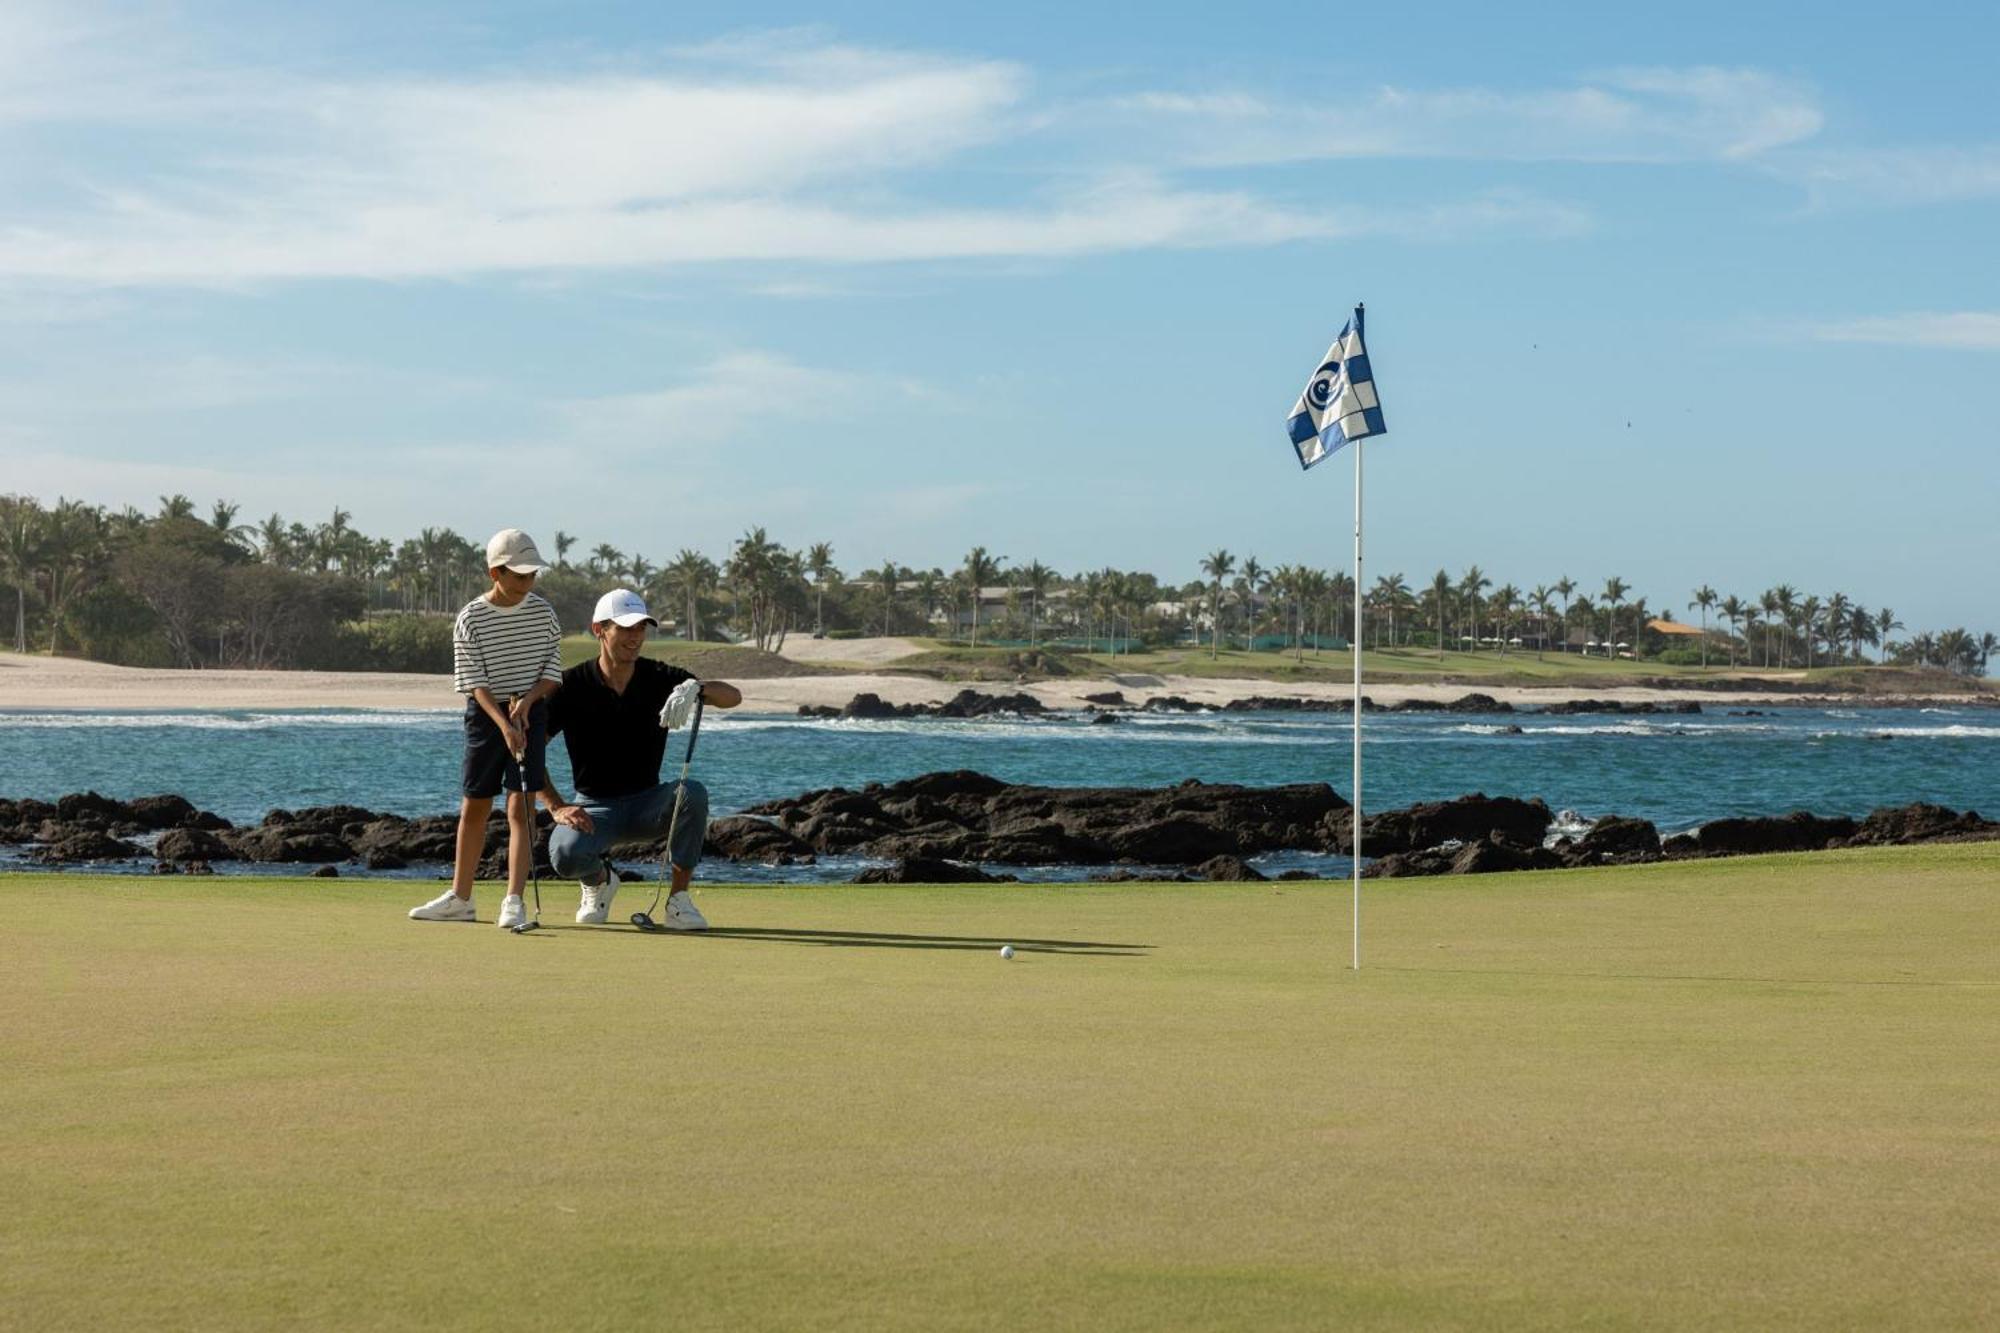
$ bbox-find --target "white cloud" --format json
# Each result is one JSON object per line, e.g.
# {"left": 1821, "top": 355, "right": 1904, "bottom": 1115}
{"left": 0, "top": 24, "right": 1605, "bottom": 287}
{"left": 1807, "top": 312, "right": 2000, "bottom": 350}
{"left": 1112, "top": 66, "right": 1823, "bottom": 165}
{"left": 557, "top": 351, "right": 923, "bottom": 451}
{"left": 1776, "top": 146, "right": 2000, "bottom": 208}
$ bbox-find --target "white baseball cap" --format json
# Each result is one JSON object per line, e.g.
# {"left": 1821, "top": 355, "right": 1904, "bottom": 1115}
{"left": 592, "top": 588, "right": 657, "bottom": 628}
{"left": 484, "top": 528, "right": 548, "bottom": 573}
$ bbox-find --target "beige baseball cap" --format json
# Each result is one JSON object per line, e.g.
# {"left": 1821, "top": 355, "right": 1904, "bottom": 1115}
{"left": 592, "top": 588, "right": 657, "bottom": 627}
{"left": 484, "top": 528, "right": 548, "bottom": 573}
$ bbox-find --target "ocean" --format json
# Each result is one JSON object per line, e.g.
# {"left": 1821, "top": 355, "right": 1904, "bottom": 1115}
{"left": 3, "top": 702, "right": 1995, "bottom": 881}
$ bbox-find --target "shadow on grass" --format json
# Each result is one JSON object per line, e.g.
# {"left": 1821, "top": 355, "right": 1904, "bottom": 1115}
{"left": 589, "top": 924, "right": 1151, "bottom": 956}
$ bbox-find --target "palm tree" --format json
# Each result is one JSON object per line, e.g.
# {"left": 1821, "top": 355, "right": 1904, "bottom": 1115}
{"left": 1530, "top": 585, "right": 1556, "bottom": 661}
{"left": 960, "top": 546, "right": 1005, "bottom": 648}
{"left": 0, "top": 498, "right": 40, "bottom": 653}
{"left": 1552, "top": 576, "right": 1576, "bottom": 651}
{"left": 1875, "top": 608, "right": 1903, "bottom": 664}
{"left": 1846, "top": 603, "right": 1879, "bottom": 665}
{"left": 1429, "top": 568, "right": 1452, "bottom": 661}
{"left": 665, "top": 548, "right": 717, "bottom": 641}
{"left": 912, "top": 570, "right": 941, "bottom": 635}
{"left": 1017, "top": 560, "right": 1055, "bottom": 647}
{"left": 589, "top": 543, "right": 622, "bottom": 578}
{"left": 805, "top": 542, "right": 839, "bottom": 636}
{"left": 1599, "top": 576, "right": 1628, "bottom": 659}
{"left": 1200, "top": 549, "right": 1234, "bottom": 659}
{"left": 1798, "top": 594, "right": 1822, "bottom": 669}
{"left": 37, "top": 498, "right": 102, "bottom": 653}
{"left": 1459, "top": 565, "right": 1491, "bottom": 651}
{"left": 157, "top": 494, "right": 197, "bottom": 520}
{"left": 1937, "top": 627, "right": 1977, "bottom": 675}
{"left": 1236, "top": 556, "right": 1265, "bottom": 650}
{"left": 1490, "top": 584, "right": 1520, "bottom": 654}
{"left": 1719, "top": 595, "right": 1747, "bottom": 666}
{"left": 875, "top": 561, "right": 902, "bottom": 637}
{"left": 1979, "top": 632, "right": 1999, "bottom": 677}
{"left": 552, "top": 530, "right": 576, "bottom": 569}
{"left": 1372, "top": 573, "right": 1407, "bottom": 652}
{"left": 1689, "top": 585, "right": 1718, "bottom": 669}
{"left": 1823, "top": 591, "right": 1851, "bottom": 664}
{"left": 1771, "top": 584, "right": 1798, "bottom": 667}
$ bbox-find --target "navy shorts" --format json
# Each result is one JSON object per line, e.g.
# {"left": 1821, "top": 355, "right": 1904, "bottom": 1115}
{"left": 461, "top": 698, "right": 549, "bottom": 799}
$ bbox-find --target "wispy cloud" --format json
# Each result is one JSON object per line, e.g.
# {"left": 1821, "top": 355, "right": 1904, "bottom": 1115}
{"left": 0, "top": 19, "right": 1607, "bottom": 287}
{"left": 1807, "top": 312, "right": 2000, "bottom": 350}
{"left": 1110, "top": 66, "right": 1823, "bottom": 166}
{"left": 1775, "top": 146, "right": 2000, "bottom": 209}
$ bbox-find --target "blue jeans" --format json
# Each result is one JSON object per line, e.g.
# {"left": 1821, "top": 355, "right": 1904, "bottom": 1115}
{"left": 548, "top": 780, "right": 709, "bottom": 886}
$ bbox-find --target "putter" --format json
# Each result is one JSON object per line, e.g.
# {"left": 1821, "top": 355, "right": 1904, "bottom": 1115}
{"left": 507, "top": 700, "right": 543, "bottom": 935}
{"left": 632, "top": 691, "right": 706, "bottom": 932}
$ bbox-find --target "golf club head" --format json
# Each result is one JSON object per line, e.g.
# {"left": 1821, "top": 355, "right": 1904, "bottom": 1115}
{"left": 630, "top": 912, "right": 657, "bottom": 931}
{"left": 512, "top": 921, "right": 541, "bottom": 934}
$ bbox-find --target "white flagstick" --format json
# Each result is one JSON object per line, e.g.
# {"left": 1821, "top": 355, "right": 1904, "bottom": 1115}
{"left": 1352, "top": 434, "right": 1364, "bottom": 970}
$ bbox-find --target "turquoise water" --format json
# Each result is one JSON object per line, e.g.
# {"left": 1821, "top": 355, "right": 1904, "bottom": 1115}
{"left": 4, "top": 704, "right": 1995, "bottom": 840}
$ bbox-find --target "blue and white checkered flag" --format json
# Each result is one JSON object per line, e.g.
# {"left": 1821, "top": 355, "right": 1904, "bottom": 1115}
{"left": 1286, "top": 305, "right": 1387, "bottom": 470}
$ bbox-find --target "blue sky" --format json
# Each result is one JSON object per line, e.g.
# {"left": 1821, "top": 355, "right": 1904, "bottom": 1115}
{"left": 3, "top": 1, "right": 1996, "bottom": 632}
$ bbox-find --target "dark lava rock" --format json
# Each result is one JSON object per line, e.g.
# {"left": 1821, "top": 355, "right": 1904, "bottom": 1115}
{"left": 747, "top": 771, "right": 1350, "bottom": 866}
{"left": 1360, "top": 794, "right": 1554, "bottom": 856}
{"left": 1452, "top": 837, "right": 1563, "bottom": 874}
{"left": 1386, "top": 693, "right": 1514, "bottom": 714}
{"left": 225, "top": 827, "right": 358, "bottom": 863}
{"left": 182, "top": 860, "right": 215, "bottom": 875}
{"left": 1139, "top": 695, "right": 1206, "bottom": 713}
{"left": 830, "top": 690, "right": 1047, "bottom": 721}
{"left": 797, "top": 704, "right": 840, "bottom": 719}
{"left": 151, "top": 859, "right": 178, "bottom": 874}
{"left": 1538, "top": 699, "right": 1701, "bottom": 716}
{"left": 851, "top": 857, "right": 1016, "bottom": 884}
{"left": 1082, "top": 691, "right": 1128, "bottom": 705}
{"left": 36, "top": 830, "right": 145, "bottom": 861}
{"left": 1275, "top": 869, "right": 1318, "bottom": 881}
{"left": 364, "top": 851, "right": 408, "bottom": 870}
{"left": 156, "top": 827, "right": 231, "bottom": 862}
{"left": 1693, "top": 812, "right": 1859, "bottom": 857}
{"left": 310, "top": 864, "right": 340, "bottom": 878}
{"left": 1221, "top": 696, "right": 1350, "bottom": 713}
{"left": 127, "top": 794, "right": 201, "bottom": 829}
{"left": 1361, "top": 846, "right": 1458, "bottom": 878}
{"left": 1089, "top": 712, "right": 1122, "bottom": 725}
{"left": 351, "top": 815, "right": 459, "bottom": 864}
{"left": 1563, "top": 815, "right": 1662, "bottom": 864}
{"left": 57, "top": 791, "right": 132, "bottom": 824}
{"left": 704, "top": 815, "right": 816, "bottom": 864}
{"left": 1846, "top": 802, "right": 2000, "bottom": 847}
{"left": 1192, "top": 854, "right": 1268, "bottom": 881}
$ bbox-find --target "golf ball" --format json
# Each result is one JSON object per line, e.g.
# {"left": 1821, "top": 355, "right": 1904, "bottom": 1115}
{"left": 999, "top": 945, "right": 1015, "bottom": 960}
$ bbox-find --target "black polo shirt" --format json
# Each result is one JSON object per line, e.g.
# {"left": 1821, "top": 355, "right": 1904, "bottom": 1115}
{"left": 547, "top": 657, "right": 695, "bottom": 800}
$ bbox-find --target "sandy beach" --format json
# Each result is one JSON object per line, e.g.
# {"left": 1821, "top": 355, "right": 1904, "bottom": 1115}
{"left": 0, "top": 648, "right": 1865, "bottom": 712}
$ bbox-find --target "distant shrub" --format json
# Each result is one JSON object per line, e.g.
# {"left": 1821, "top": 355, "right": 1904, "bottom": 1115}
{"left": 826, "top": 628, "right": 865, "bottom": 640}
{"left": 341, "top": 613, "right": 455, "bottom": 673}
{"left": 1652, "top": 645, "right": 1708, "bottom": 666}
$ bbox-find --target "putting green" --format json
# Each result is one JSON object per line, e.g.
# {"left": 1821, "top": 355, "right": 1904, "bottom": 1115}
{"left": 3, "top": 846, "right": 1996, "bottom": 1330}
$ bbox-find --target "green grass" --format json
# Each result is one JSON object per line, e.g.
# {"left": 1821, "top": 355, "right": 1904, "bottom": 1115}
{"left": 5, "top": 847, "right": 1997, "bottom": 1329}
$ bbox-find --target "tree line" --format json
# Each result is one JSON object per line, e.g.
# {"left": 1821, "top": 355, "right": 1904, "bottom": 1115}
{"left": 1, "top": 492, "right": 1991, "bottom": 676}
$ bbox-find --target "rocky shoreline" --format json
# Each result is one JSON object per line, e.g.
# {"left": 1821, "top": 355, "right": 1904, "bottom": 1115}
{"left": 5, "top": 777, "right": 1994, "bottom": 885}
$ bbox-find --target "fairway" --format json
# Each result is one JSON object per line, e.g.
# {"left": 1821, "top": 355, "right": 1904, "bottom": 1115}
{"left": 4, "top": 849, "right": 1997, "bottom": 1331}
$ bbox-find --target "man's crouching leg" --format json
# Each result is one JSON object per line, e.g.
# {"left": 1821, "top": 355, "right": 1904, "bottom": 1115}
{"left": 663, "top": 778, "right": 710, "bottom": 930}
{"left": 549, "top": 813, "right": 619, "bottom": 923}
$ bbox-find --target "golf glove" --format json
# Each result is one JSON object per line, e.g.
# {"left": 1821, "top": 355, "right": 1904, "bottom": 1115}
{"left": 659, "top": 678, "right": 702, "bottom": 731}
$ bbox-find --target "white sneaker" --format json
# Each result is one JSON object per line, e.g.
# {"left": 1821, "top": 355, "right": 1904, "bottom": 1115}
{"left": 497, "top": 894, "right": 526, "bottom": 930}
{"left": 664, "top": 889, "right": 709, "bottom": 932}
{"left": 576, "top": 869, "right": 620, "bottom": 924}
{"left": 409, "top": 891, "right": 476, "bottom": 922}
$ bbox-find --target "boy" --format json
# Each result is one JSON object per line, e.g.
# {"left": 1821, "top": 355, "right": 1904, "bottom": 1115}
{"left": 408, "top": 528, "right": 564, "bottom": 928}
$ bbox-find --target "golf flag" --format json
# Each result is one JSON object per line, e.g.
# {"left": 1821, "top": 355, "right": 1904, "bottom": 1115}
{"left": 1286, "top": 306, "right": 1386, "bottom": 470}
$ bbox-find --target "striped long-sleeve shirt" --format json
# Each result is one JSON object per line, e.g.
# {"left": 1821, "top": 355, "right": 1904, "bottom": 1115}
{"left": 452, "top": 592, "right": 564, "bottom": 698}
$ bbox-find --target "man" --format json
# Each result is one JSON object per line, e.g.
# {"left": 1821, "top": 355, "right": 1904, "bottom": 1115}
{"left": 539, "top": 588, "right": 742, "bottom": 928}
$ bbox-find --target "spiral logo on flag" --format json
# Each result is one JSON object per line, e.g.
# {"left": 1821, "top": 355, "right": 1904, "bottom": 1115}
{"left": 1307, "top": 360, "right": 1342, "bottom": 411}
